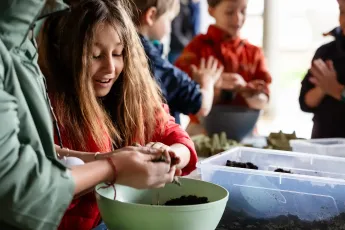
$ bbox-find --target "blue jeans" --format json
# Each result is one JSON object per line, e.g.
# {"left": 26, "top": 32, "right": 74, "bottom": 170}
{"left": 93, "top": 222, "right": 107, "bottom": 230}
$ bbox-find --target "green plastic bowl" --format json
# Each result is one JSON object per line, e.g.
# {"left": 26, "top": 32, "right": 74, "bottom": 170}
{"left": 95, "top": 178, "right": 229, "bottom": 230}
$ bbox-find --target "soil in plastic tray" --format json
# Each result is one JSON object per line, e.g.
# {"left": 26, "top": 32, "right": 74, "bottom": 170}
{"left": 226, "top": 160, "right": 259, "bottom": 169}
{"left": 225, "top": 161, "right": 293, "bottom": 174}
{"left": 217, "top": 209, "right": 345, "bottom": 230}
{"left": 274, "top": 168, "right": 292, "bottom": 174}
{"left": 164, "top": 195, "right": 209, "bottom": 206}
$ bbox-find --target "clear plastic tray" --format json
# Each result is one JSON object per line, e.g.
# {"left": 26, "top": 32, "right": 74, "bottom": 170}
{"left": 290, "top": 138, "right": 345, "bottom": 157}
{"left": 197, "top": 147, "right": 345, "bottom": 228}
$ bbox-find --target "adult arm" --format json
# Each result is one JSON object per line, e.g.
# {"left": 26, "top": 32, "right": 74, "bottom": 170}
{"left": 0, "top": 77, "right": 75, "bottom": 230}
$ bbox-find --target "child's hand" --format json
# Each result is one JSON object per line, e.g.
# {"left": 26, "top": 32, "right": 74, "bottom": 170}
{"left": 239, "top": 80, "right": 267, "bottom": 98}
{"left": 310, "top": 59, "right": 343, "bottom": 99}
{"left": 145, "top": 142, "right": 181, "bottom": 167}
{"left": 191, "top": 56, "right": 224, "bottom": 88}
{"left": 244, "top": 80, "right": 267, "bottom": 94}
{"left": 146, "top": 142, "right": 170, "bottom": 152}
{"left": 146, "top": 142, "right": 182, "bottom": 178}
{"left": 215, "top": 73, "right": 247, "bottom": 90}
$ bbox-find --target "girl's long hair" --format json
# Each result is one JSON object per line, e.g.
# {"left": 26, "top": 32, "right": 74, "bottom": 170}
{"left": 38, "top": 0, "right": 167, "bottom": 151}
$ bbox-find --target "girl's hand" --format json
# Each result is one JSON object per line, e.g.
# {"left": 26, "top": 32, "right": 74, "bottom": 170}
{"left": 98, "top": 146, "right": 178, "bottom": 189}
{"left": 146, "top": 142, "right": 170, "bottom": 152}
{"left": 145, "top": 142, "right": 181, "bottom": 167}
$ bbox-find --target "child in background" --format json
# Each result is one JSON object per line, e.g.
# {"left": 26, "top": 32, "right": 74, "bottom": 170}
{"left": 169, "top": 0, "right": 201, "bottom": 63}
{"left": 129, "top": 0, "right": 224, "bottom": 124}
{"left": 175, "top": 0, "right": 272, "bottom": 132}
{"left": 299, "top": 0, "right": 345, "bottom": 138}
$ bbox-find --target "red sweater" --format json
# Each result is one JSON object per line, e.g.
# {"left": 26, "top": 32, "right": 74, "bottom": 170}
{"left": 56, "top": 128, "right": 112, "bottom": 230}
{"left": 56, "top": 104, "right": 197, "bottom": 230}
{"left": 175, "top": 25, "right": 272, "bottom": 123}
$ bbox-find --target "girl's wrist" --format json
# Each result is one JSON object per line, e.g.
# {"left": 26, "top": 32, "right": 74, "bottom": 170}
{"left": 106, "top": 158, "right": 117, "bottom": 184}
{"left": 56, "top": 147, "right": 70, "bottom": 159}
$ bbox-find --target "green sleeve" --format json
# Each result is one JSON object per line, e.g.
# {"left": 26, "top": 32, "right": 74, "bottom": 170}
{"left": 0, "top": 61, "right": 75, "bottom": 230}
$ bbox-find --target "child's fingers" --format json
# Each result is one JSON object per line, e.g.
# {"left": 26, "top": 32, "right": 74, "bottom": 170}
{"left": 226, "top": 75, "right": 239, "bottom": 83}
{"left": 133, "top": 142, "right": 142, "bottom": 147}
{"left": 315, "top": 59, "right": 327, "bottom": 69}
{"left": 206, "top": 56, "right": 214, "bottom": 69}
{"left": 163, "top": 149, "right": 172, "bottom": 164}
{"left": 146, "top": 142, "right": 155, "bottom": 148}
{"left": 152, "top": 165, "right": 177, "bottom": 188}
{"left": 250, "top": 79, "right": 266, "bottom": 85}
{"left": 249, "top": 81, "right": 266, "bottom": 89}
{"left": 313, "top": 59, "right": 328, "bottom": 76}
{"left": 166, "top": 166, "right": 177, "bottom": 181}
{"left": 168, "top": 151, "right": 181, "bottom": 166}
{"left": 310, "top": 66, "right": 323, "bottom": 81}
{"left": 211, "top": 58, "right": 218, "bottom": 73}
{"left": 309, "top": 77, "right": 320, "bottom": 86}
{"left": 175, "top": 168, "right": 182, "bottom": 177}
{"left": 191, "top": 64, "right": 198, "bottom": 74}
{"left": 151, "top": 142, "right": 165, "bottom": 150}
{"left": 221, "top": 72, "right": 236, "bottom": 81}
{"left": 326, "top": 60, "right": 335, "bottom": 72}
{"left": 214, "top": 65, "right": 224, "bottom": 80}
{"left": 214, "top": 76, "right": 223, "bottom": 88}
{"left": 199, "top": 58, "right": 206, "bottom": 70}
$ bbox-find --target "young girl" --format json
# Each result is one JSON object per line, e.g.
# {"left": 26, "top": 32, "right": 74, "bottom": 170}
{"left": 0, "top": 0, "right": 177, "bottom": 229}
{"left": 38, "top": 0, "right": 197, "bottom": 229}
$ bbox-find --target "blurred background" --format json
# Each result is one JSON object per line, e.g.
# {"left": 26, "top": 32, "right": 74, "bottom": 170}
{"left": 168, "top": 0, "right": 340, "bottom": 138}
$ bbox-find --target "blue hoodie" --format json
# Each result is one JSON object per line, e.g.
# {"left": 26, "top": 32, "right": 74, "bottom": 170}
{"left": 139, "top": 35, "right": 202, "bottom": 124}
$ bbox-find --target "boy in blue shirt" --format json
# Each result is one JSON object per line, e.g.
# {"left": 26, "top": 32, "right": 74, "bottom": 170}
{"left": 129, "top": 0, "right": 223, "bottom": 124}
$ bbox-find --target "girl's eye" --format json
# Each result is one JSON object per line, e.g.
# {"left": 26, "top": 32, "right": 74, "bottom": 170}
{"left": 112, "top": 52, "right": 123, "bottom": 57}
{"left": 92, "top": 55, "right": 101, "bottom": 59}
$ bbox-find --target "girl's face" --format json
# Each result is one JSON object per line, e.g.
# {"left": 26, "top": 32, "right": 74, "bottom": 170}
{"left": 89, "top": 23, "right": 124, "bottom": 97}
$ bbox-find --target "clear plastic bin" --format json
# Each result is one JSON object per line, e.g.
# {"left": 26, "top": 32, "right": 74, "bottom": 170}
{"left": 290, "top": 138, "right": 345, "bottom": 157}
{"left": 197, "top": 147, "right": 345, "bottom": 229}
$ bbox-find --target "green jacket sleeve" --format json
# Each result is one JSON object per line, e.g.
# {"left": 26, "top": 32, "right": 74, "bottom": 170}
{"left": 0, "top": 62, "right": 75, "bottom": 229}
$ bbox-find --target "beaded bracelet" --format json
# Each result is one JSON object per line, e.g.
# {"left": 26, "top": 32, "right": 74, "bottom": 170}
{"left": 97, "top": 158, "right": 117, "bottom": 200}
{"left": 94, "top": 152, "right": 100, "bottom": 160}
{"left": 106, "top": 158, "right": 117, "bottom": 185}
{"left": 57, "top": 148, "right": 70, "bottom": 160}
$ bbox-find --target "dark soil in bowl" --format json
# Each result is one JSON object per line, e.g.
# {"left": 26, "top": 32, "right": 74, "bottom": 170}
{"left": 274, "top": 168, "right": 292, "bottom": 174}
{"left": 226, "top": 160, "right": 259, "bottom": 170}
{"left": 164, "top": 195, "right": 209, "bottom": 206}
{"left": 217, "top": 209, "right": 345, "bottom": 229}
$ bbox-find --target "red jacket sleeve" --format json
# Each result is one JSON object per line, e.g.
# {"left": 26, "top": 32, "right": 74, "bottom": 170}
{"left": 153, "top": 104, "right": 198, "bottom": 176}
